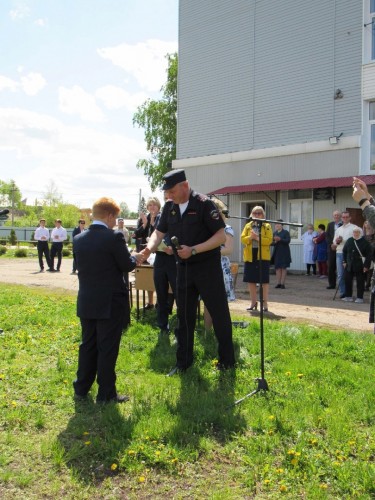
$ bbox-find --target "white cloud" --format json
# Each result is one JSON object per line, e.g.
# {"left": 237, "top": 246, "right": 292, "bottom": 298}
{"left": 20, "top": 72, "right": 46, "bottom": 96}
{"left": 0, "top": 72, "right": 46, "bottom": 96}
{"left": 34, "top": 18, "right": 48, "bottom": 27}
{"left": 0, "top": 75, "right": 18, "bottom": 92}
{"left": 97, "top": 39, "right": 177, "bottom": 92}
{"left": 9, "top": 4, "right": 30, "bottom": 20}
{"left": 0, "top": 107, "right": 153, "bottom": 209}
{"left": 95, "top": 85, "right": 149, "bottom": 111}
{"left": 58, "top": 86, "right": 105, "bottom": 123}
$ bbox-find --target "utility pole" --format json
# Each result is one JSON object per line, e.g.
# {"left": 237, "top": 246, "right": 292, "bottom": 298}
{"left": 10, "top": 181, "right": 16, "bottom": 226}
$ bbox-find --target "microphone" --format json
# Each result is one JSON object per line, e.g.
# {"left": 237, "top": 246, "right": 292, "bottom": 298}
{"left": 0, "top": 209, "right": 9, "bottom": 216}
{"left": 171, "top": 236, "right": 182, "bottom": 249}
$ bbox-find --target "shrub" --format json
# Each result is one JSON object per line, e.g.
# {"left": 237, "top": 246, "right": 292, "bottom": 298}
{"left": 14, "top": 248, "right": 27, "bottom": 258}
{"left": 0, "top": 246, "right": 7, "bottom": 255}
{"left": 0, "top": 239, "right": 6, "bottom": 246}
{"left": 8, "top": 229, "right": 17, "bottom": 245}
{"left": 62, "top": 248, "right": 71, "bottom": 257}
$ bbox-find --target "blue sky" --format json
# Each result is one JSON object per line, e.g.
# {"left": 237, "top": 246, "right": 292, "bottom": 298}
{"left": 0, "top": 0, "right": 178, "bottom": 210}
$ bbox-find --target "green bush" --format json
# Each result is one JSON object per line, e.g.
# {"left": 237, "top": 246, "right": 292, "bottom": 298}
{"left": 0, "top": 246, "right": 7, "bottom": 255}
{"left": 8, "top": 229, "right": 17, "bottom": 245}
{"left": 14, "top": 248, "right": 27, "bottom": 258}
{"left": 62, "top": 248, "right": 71, "bottom": 257}
{"left": 0, "top": 239, "right": 6, "bottom": 246}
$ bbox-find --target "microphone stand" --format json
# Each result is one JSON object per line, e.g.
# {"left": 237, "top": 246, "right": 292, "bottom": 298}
{"left": 227, "top": 214, "right": 303, "bottom": 405}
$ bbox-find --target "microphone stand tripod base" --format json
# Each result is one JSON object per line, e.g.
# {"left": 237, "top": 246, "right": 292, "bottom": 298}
{"left": 233, "top": 377, "right": 269, "bottom": 406}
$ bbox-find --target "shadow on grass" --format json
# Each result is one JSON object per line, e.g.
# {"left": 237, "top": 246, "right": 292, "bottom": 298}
{"left": 166, "top": 364, "right": 247, "bottom": 449}
{"left": 58, "top": 396, "right": 137, "bottom": 485}
{"left": 160, "top": 329, "right": 247, "bottom": 448}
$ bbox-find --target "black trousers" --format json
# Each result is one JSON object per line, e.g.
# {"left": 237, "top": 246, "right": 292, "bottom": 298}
{"left": 73, "top": 297, "right": 126, "bottom": 401}
{"left": 154, "top": 253, "right": 177, "bottom": 330}
{"left": 327, "top": 248, "right": 337, "bottom": 287}
{"left": 344, "top": 269, "right": 365, "bottom": 299}
{"left": 175, "top": 256, "right": 235, "bottom": 369}
{"left": 50, "top": 242, "right": 63, "bottom": 270}
{"left": 37, "top": 241, "right": 51, "bottom": 269}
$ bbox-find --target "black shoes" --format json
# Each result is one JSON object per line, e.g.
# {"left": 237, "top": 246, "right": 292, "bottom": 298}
{"left": 326, "top": 285, "right": 335, "bottom": 289}
{"left": 339, "top": 294, "right": 345, "bottom": 299}
{"left": 47, "top": 268, "right": 56, "bottom": 272}
{"left": 280, "top": 284, "right": 285, "bottom": 289}
{"left": 275, "top": 284, "right": 281, "bottom": 288}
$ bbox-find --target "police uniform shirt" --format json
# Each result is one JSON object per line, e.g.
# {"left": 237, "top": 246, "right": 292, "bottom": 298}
{"left": 157, "top": 190, "right": 225, "bottom": 262}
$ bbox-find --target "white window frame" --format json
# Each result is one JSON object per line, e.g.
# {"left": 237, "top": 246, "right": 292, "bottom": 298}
{"left": 288, "top": 199, "right": 313, "bottom": 241}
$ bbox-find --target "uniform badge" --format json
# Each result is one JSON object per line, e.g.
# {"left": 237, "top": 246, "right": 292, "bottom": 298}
{"left": 197, "top": 193, "right": 208, "bottom": 202}
{"left": 210, "top": 209, "right": 220, "bottom": 220}
{"left": 171, "top": 209, "right": 176, "bottom": 216}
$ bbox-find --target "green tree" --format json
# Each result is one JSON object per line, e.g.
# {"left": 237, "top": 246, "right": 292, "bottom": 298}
{"left": 42, "top": 203, "right": 81, "bottom": 228}
{"left": 119, "top": 202, "right": 131, "bottom": 218}
{"left": 43, "top": 180, "right": 63, "bottom": 207}
{"left": 133, "top": 53, "right": 177, "bottom": 190}
{"left": 0, "top": 180, "right": 22, "bottom": 208}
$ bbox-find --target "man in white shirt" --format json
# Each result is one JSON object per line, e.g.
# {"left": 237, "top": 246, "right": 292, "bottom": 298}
{"left": 50, "top": 219, "right": 67, "bottom": 272}
{"left": 34, "top": 218, "right": 52, "bottom": 272}
{"left": 333, "top": 211, "right": 356, "bottom": 298}
{"left": 116, "top": 218, "right": 129, "bottom": 243}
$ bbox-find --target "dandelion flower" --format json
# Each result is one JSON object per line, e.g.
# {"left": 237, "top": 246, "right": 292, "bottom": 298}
{"left": 155, "top": 451, "right": 161, "bottom": 456}
{"left": 287, "top": 449, "right": 295, "bottom": 455}
{"left": 291, "top": 458, "right": 298, "bottom": 466}
{"left": 84, "top": 441, "right": 91, "bottom": 445}
{"left": 128, "top": 450, "right": 135, "bottom": 455}
{"left": 83, "top": 431, "right": 90, "bottom": 435}
{"left": 110, "top": 463, "right": 118, "bottom": 471}
{"left": 268, "top": 415, "right": 275, "bottom": 420}
{"left": 320, "top": 483, "right": 328, "bottom": 489}
{"left": 285, "top": 371, "right": 291, "bottom": 376}
{"left": 138, "top": 476, "right": 146, "bottom": 483}
{"left": 276, "top": 468, "right": 284, "bottom": 474}
{"left": 279, "top": 484, "right": 287, "bottom": 492}
{"left": 297, "top": 373, "right": 304, "bottom": 378}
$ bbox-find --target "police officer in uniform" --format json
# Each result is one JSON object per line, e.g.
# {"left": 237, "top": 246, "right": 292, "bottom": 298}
{"left": 141, "top": 169, "right": 235, "bottom": 375}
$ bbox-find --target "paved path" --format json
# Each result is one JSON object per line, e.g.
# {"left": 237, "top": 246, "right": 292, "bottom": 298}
{"left": 0, "top": 258, "right": 372, "bottom": 333}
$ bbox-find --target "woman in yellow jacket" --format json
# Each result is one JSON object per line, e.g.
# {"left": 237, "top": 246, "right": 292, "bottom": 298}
{"left": 241, "top": 206, "right": 273, "bottom": 312}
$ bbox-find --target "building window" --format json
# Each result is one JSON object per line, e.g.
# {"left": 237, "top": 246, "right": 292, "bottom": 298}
{"left": 371, "top": 0, "right": 375, "bottom": 13}
{"left": 370, "top": 102, "right": 375, "bottom": 169}
{"left": 288, "top": 199, "right": 313, "bottom": 240}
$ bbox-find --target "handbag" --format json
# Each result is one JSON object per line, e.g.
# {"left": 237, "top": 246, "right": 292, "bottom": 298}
{"left": 354, "top": 240, "right": 366, "bottom": 264}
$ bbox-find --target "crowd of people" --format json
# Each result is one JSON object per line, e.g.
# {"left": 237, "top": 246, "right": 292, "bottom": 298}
{"left": 31, "top": 171, "right": 375, "bottom": 404}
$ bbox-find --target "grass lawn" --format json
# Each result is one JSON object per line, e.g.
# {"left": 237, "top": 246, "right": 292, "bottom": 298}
{"left": 0, "top": 283, "right": 374, "bottom": 499}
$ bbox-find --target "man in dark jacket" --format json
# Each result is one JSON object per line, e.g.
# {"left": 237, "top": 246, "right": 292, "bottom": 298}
{"left": 73, "top": 197, "right": 139, "bottom": 403}
{"left": 140, "top": 169, "right": 235, "bottom": 375}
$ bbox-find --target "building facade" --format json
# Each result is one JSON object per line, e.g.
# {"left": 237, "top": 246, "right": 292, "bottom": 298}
{"left": 174, "top": 0, "right": 375, "bottom": 269}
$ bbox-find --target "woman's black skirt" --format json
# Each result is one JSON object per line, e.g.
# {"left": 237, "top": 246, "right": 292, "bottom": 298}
{"left": 243, "top": 248, "right": 270, "bottom": 284}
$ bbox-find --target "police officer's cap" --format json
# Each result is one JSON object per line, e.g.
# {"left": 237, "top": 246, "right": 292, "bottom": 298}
{"left": 162, "top": 169, "right": 186, "bottom": 190}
